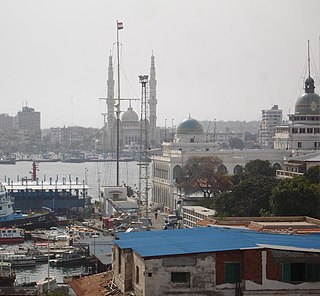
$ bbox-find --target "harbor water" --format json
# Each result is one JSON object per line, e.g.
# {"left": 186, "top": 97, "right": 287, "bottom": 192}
{"left": 0, "top": 160, "right": 139, "bottom": 284}
{"left": 0, "top": 160, "right": 140, "bottom": 200}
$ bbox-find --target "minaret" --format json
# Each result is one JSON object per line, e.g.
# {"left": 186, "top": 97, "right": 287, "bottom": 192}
{"left": 149, "top": 54, "right": 158, "bottom": 147}
{"left": 106, "top": 55, "right": 115, "bottom": 152}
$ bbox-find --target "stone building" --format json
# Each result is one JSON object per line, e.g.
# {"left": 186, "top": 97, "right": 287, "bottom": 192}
{"left": 112, "top": 227, "right": 320, "bottom": 296}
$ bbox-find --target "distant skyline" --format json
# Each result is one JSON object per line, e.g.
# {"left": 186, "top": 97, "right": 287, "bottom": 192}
{"left": 0, "top": 0, "right": 319, "bottom": 129}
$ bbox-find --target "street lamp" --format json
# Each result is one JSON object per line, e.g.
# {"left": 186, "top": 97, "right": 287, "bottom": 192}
{"left": 164, "top": 118, "right": 167, "bottom": 142}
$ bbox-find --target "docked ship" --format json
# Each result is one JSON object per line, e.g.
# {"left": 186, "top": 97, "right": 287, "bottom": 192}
{"left": 3, "top": 162, "right": 89, "bottom": 215}
{"left": 0, "top": 227, "right": 24, "bottom": 244}
{"left": 0, "top": 182, "right": 57, "bottom": 230}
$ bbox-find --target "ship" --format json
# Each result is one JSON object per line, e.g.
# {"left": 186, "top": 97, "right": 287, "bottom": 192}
{"left": 0, "top": 227, "right": 24, "bottom": 244}
{"left": 3, "top": 162, "right": 89, "bottom": 216}
{"left": 0, "top": 182, "right": 57, "bottom": 230}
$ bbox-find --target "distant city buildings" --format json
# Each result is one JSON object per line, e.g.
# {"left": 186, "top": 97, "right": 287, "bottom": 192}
{"left": 259, "top": 105, "right": 283, "bottom": 148}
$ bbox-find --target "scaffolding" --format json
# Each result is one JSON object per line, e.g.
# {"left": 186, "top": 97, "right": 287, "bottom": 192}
{"left": 138, "top": 75, "right": 150, "bottom": 230}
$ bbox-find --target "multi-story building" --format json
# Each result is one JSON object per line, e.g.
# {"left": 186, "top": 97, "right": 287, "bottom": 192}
{"left": 16, "top": 106, "right": 41, "bottom": 141}
{"left": 0, "top": 113, "right": 15, "bottom": 133}
{"left": 259, "top": 105, "right": 283, "bottom": 148}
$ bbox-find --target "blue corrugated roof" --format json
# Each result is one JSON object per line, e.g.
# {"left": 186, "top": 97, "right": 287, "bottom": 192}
{"left": 115, "top": 227, "right": 320, "bottom": 258}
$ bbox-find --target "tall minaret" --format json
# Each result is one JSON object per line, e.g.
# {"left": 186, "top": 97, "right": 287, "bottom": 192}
{"left": 149, "top": 54, "right": 158, "bottom": 147}
{"left": 106, "top": 55, "right": 115, "bottom": 152}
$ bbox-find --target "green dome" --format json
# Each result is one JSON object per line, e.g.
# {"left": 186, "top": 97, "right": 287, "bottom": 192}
{"left": 176, "top": 117, "right": 204, "bottom": 135}
{"left": 295, "top": 93, "right": 320, "bottom": 115}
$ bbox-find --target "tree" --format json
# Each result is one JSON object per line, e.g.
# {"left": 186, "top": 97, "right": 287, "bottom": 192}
{"left": 270, "top": 176, "right": 320, "bottom": 217}
{"left": 305, "top": 165, "right": 320, "bottom": 184}
{"left": 177, "top": 156, "right": 231, "bottom": 198}
{"left": 229, "top": 137, "right": 245, "bottom": 149}
{"left": 215, "top": 176, "right": 278, "bottom": 216}
{"left": 245, "top": 159, "right": 275, "bottom": 177}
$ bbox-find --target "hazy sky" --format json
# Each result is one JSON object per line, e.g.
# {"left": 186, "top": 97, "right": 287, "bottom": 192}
{"left": 1, "top": 0, "right": 319, "bottom": 129}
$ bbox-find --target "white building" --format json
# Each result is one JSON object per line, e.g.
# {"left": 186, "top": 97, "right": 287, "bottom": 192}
{"left": 274, "top": 64, "right": 320, "bottom": 151}
{"left": 259, "top": 105, "right": 283, "bottom": 148}
{"left": 151, "top": 116, "right": 291, "bottom": 212}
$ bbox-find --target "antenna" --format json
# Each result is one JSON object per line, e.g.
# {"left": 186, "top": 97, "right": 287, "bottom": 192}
{"left": 308, "top": 40, "right": 311, "bottom": 77}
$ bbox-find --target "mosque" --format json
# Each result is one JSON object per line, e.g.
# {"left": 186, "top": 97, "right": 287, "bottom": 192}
{"left": 104, "top": 54, "right": 160, "bottom": 154}
{"left": 151, "top": 54, "right": 320, "bottom": 212}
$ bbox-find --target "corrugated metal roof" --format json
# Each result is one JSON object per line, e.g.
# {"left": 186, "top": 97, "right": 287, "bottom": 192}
{"left": 115, "top": 227, "right": 320, "bottom": 258}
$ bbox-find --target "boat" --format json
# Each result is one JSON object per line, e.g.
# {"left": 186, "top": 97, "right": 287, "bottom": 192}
{"left": 31, "top": 228, "right": 69, "bottom": 244}
{"left": 26, "top": 248, "right": 55, "bottom": 263}
{"left": 49, "top": 250, "right": 86, "bottom": 267}
{"left": 0, "top": 157, "right": 16, "bottom": 165}
{"left": 3, "top": 162, "right": 88, "bottom": 215}
{"left": 0, "top": 261, "right": 16, "bottom": 287}
{"left": 0, "top": 182, "right": 57, "bottom": 230}
{"left": 0, "top": 228, "right": 24, "bottom": 244}
{"left": 0, "top": 253, "right": 36, "bottom": 268}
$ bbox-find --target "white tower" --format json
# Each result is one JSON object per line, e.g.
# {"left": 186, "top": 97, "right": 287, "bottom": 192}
{"left": 106, "top": 55, "right": 116, "bottom": 152}
{"left": 149, "top": 54, "right": 158, "bottom": 148}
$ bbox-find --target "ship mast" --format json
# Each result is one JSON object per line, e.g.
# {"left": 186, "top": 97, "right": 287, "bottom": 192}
{"left": 115, "top": 21, "right": 123, "bottom": 186}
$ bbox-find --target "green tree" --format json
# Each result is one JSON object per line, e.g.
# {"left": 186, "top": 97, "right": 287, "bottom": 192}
{"left": 215, "top": 176, "right": 278, "bottom": 216}
{"left": 177, "top": 156, "right": 231, "bottom": 198}
{"left": 270, "top": 176, "right": 320, "bottom": 217}
{"left": 305, "top": 165, "right": 320, "bottom": 184}
{"left": 229, "top": 137, "right": 245, "bottom": 149}
{"left": 245, "top": 159, "right": 275, "bottom": 177}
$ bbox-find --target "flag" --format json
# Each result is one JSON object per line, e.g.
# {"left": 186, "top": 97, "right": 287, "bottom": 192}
{"left": 117, "top": 22, "right": 123, "bottom": 30}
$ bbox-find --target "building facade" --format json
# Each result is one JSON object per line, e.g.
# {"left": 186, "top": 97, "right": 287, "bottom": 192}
{"left": 16, "top": 106, "right": 41, "bottom": 141}
{"left": 151, "top": 116, "right": 291, "bottom": 212}
{"left": 113, "top": 227, "right": 320, "bottom": 296}
{"left": 259, "top": 105, "right": 283, "bottom": 148}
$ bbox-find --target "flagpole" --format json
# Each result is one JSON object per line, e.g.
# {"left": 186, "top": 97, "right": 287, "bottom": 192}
{"left": 116, "top": 21, "right": 121, "bottom": 187}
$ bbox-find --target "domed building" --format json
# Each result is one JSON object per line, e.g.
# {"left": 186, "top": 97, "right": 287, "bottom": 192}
{"left": 121, "top": 105, "right": 140, "bottom": 146}
{"left": 175, "top": 116, "right": 205, "bottom": 143}
{"left": 274, "top": 73, "right": 320, "bottom": 151}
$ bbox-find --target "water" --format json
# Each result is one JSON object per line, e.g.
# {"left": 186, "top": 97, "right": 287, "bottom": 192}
{"left": 15, "top": 264, "right": 90, "bottom": 285}
{"left": 0, "top": 161, "right": 140, "bottom": 200}
{"left": 0, "top": 161, "right": 139, "bottom": 284}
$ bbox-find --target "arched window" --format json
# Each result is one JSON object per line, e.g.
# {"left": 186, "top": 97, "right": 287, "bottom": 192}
{"left": 272, "top": 163, "right": 282, "bottom": 171}
{"left": 234, "top": 165, "right": 243, "bottom": 175}
{"left": 218, "top": 164, "right": 228, "bottom": 174}
{"left": 173, "top": 165, "right": 182, "bottom": 183}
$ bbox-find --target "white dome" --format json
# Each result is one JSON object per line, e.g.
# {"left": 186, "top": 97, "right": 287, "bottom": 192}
{"left": 122, "top": 107, "right": 139, "bottom": 122}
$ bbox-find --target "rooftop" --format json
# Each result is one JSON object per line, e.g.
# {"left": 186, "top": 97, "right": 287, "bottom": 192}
{"left": 115, "top": 226, "right": 320, "bottom": 258}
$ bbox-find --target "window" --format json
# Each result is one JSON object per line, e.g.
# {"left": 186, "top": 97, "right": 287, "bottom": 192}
{"left": 225, "top": 262, "right": 241, "bottom": 283}
{"left": 298, "top": 142, "right": 302, "bottom": 148}
{"left": 171, "top": 272, "right": 190, "bottom": 283}
{"left": 307, "top": 128, "right": 313, "bottom": 134}
{"left": 299, "top": 128, "right": 305, "bottom": 134}
{"left": 315, "top": 142, "right": 318, "bottom": 148}
{"left": 292, "top": 128, "right": 298, "bottom": 134}
{"left": 283, "top": 263, "right": 320, "bottom": 282}
{"left": 136, "top": 266, "right": 139, "bottom": 284}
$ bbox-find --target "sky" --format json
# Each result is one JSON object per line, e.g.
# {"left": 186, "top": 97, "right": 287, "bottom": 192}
{"left": 0, "top": 0, "right": 319, "bottom": 129}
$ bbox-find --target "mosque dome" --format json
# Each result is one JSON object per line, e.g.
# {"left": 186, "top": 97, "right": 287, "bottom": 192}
{"left": 122, "top": 106, "right": 139, "bottom": 122}
{"left": 176, "top": 116, "right": 204, "bottom": 136}
{"left": 295, "top": 76, "right": 320, "bottom": 115}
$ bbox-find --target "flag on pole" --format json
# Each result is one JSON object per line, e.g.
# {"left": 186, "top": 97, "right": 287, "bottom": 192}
{"left": 117, "top": 22, "right": 123, "bottom": 30}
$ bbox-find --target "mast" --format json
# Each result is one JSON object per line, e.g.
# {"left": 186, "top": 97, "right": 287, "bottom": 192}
{"left": 116, "top": 21, "right": 123, "bottom": 187}
{"left": 308, "top": 39, "right": 311, "bottom": 77}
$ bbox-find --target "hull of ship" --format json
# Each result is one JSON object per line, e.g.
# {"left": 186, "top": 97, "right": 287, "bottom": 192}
{"left": 0, "top": 237, "right": 24, "bottom": 244}
{"left": 0, "top": 212, "right": 57, "bottom": 231}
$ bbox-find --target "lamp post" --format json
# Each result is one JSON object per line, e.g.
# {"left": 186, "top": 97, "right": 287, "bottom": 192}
{"left": 164, "top": 118, "right": 167, "bottom": 142}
